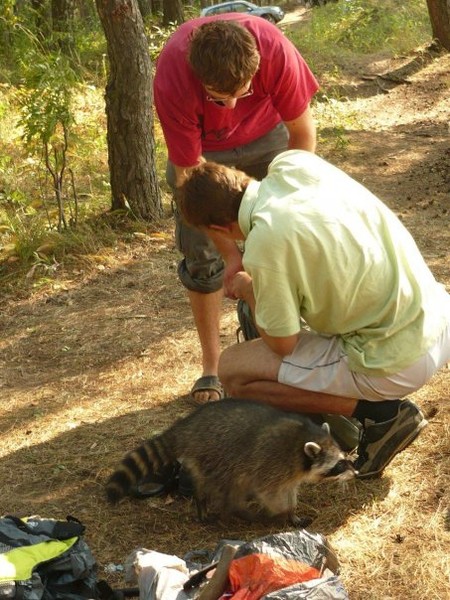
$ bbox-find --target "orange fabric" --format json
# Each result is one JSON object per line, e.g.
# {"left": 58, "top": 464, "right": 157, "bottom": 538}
{"left": 225, "top": 553, "right": 321, "bottom": 600}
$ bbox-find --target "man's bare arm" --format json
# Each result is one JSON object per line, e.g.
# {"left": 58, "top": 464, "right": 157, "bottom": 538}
{"left": 284, "top": 104, "right": 317, "bottom": 152}
{"left": 231, "top": 271, "right": 300, "bottom": 356}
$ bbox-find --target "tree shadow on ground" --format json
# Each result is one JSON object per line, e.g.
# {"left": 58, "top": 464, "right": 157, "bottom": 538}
{"left": 0, "top": 239, "right": 220, "bottom": 386}
{"left": 318, "top": 43, "right": 446, "bottom": 100}
{"left": 320, "top": 125, "right": 450, "bottom": 284}
{"left": 0, "top": 397, "right": 392, "bottom": 568}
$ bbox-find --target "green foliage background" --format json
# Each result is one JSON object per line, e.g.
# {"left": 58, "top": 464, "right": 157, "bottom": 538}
{"left": 0, "top": 0, "right": 433, "bottom": 282}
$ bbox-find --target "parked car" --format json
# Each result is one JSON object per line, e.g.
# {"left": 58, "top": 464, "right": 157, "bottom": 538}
{"left": 200, "top": 1, "right": 285, "bottom": 24}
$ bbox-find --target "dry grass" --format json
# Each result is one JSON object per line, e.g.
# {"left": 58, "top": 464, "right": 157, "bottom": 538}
{"left": 1, "top": 48, "right": 450, "bottom": 600}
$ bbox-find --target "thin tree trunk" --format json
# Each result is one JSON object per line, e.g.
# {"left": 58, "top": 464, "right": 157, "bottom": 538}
{"left": 95, "top": 0, "right": 163, "bottom": 220}
{"left": 31, "top": 0, "right": 51, "bottom": 40}
{"left": 137, "top": 0, "right": 152, "bottom": 19}
{"left": 162, "top": 0, "right": 184, "bottom": 26}
{"left": 52, "top": 0, "right": 75, "bottom": 52}
{"left": 425, "top": 0, "right": 450, "bottom": 50}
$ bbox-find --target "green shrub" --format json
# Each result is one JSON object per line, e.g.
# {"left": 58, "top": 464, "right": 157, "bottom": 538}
{"left": 290, "top": 0, "right": 431, "bottom": 72}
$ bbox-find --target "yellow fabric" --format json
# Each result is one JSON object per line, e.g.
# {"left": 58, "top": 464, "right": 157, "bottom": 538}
{"left": 0, "top": 536, "right": 78, "bottom": 581}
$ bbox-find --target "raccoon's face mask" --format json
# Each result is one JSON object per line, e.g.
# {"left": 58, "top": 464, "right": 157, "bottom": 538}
{"left": 324, "top": 458, "right": 357, "bottom": 480}
{"left": 304, "top": 441, "right": 357, "bottom": 482}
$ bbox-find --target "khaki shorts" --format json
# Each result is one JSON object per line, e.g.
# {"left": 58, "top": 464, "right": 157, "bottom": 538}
{"left": 278, "top": 322, "right": 450, "bottom": 401}
{"left": 167, "top": 123, "right": 289, "bottom": 293}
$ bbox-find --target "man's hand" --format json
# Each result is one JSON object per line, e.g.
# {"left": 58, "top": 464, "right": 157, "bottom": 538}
{"left": 230, "top": 271, "right": 254, "bottom": 302}
{"left": 205, "top": 229, "right": 243, "bottom": 299}
{"left": 223, "top": 255, "right": 244, "bottom": 299}
{"left": 232, "top": 271, "right": 300, "bottom": 357}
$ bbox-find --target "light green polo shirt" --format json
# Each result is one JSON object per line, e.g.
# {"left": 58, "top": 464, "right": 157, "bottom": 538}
{"left": 239, "top": 150, "right": 450, "bottom": 375}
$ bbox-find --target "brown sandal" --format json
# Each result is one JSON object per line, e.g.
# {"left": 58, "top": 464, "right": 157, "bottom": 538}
{"left": 189, "top": 375, "right": 224, "bottom": 406}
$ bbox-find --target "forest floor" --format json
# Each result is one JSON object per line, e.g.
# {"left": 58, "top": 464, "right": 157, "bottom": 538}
{"left": 1, "top": 9, "right": 449, "bottom": 600}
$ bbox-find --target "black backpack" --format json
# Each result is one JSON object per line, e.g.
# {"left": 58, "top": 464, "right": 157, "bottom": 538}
{"left": 0, "top": 515, "right": 121, "bottom": 600}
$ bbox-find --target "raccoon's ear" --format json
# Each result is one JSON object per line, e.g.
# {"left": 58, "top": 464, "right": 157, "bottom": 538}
{"left": 321, "top": 422, "right": 331, "bottom": 435}
{"left": 304, "top": 441, "right": 322, "bottom": 459}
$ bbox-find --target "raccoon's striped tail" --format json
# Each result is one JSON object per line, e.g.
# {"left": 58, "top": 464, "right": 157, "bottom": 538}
{"left": 106, "top": 436, "right": 170, "bottom": 504}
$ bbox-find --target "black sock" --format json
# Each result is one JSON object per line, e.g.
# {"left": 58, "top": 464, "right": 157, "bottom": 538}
{"left": 352, "top": 399, "right": 401, "bottom": 425}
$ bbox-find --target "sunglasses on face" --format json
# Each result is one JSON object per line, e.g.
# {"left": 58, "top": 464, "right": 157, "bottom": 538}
{"left": 205, "top": 85, "right": 253, "bottom": 103}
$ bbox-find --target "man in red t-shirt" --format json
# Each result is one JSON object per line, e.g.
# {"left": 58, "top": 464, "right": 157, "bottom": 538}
{"left": 154, "top": 15, "right": 319, "bottom": 404}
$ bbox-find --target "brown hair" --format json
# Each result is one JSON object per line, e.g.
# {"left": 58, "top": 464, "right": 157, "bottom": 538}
{"left": 188, "top": 21, "right": 260, "bottom": 94}
{"left": 179, "top": 162, "right": 251, "bottom": 228}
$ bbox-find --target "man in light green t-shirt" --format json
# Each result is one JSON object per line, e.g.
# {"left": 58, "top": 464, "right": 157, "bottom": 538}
{"left": 179, "top": 150, "right": 450, "bottom": 478}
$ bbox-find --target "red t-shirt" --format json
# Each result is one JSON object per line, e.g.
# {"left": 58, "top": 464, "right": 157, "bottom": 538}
{"left": 153, "top": 14, "right": 319, "bottom": 167}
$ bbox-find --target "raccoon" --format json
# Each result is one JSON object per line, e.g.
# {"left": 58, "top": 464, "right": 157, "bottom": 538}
{"left": 106, "top": 398, "right": 356, "bottom": 524}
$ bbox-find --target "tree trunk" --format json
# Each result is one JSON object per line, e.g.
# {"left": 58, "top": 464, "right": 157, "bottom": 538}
{"left": 75, "top": 0, "right": 99, "bottom": 25}
{"left": 31, "top": 0, "right": 52, "bottom": 40}
{"left": 162, "top": 0, "right": 184, "bottom": 26}
{"left": 95, "top": 0, "right": 163, "bottom": 220}
{"left": 137, "top": 0, "right": 152, "bottom": 19}
{"left": 52, "top": 0, "right": 75, "bottom": 51}
{"left": 149, "top": 0, "right": 162, "bottom": 16}
{"left": 425, "top": 0, "right": 450, "bottom": 50}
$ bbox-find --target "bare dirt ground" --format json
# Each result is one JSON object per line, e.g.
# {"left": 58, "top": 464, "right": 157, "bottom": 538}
{"left": 1, "top": 13, "right": 449, "bottom": 600}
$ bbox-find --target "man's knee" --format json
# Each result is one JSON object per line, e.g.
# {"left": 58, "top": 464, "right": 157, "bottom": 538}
{"left": 218, "top": 345, "right": 241, "bottom": 392}
{"left": 178, "top": 258, "right": 224, "bottom": 293}
{"left": 219, "top": 340, "right": 281, "bottom": 393}
{"left": 175, "top": 213, "right": 225, "bottom": 293}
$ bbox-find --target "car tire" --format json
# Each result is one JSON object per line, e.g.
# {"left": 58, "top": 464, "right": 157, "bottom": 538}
{"left": 261, "top": 14, "right": 276, "bottom": 23}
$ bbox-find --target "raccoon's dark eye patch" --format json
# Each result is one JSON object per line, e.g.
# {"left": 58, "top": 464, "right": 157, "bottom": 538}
{"left": 326, "top": 459, "right": 353, "bottom": 477}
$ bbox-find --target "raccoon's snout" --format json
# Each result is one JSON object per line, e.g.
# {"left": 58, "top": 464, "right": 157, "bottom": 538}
{"left": 326, "top": 459, "right": 356, "bottom": 478}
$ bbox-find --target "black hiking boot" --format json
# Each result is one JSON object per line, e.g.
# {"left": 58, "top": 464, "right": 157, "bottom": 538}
{"left": 355, "top": 399, "right": 428, "bottom": 479}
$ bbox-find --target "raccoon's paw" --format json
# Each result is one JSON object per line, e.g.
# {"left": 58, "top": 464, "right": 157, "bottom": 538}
{"left": 289, "top": 513, "right": 313, "bottom": 528}
{"left": 266, "top": 510, "right": 313, "bottom": 528}
{"left": 232, "top": 507, "right": 261, "bottom": 523}
{"left": 194, "top": 497, "right": 210, "bottom": 523}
